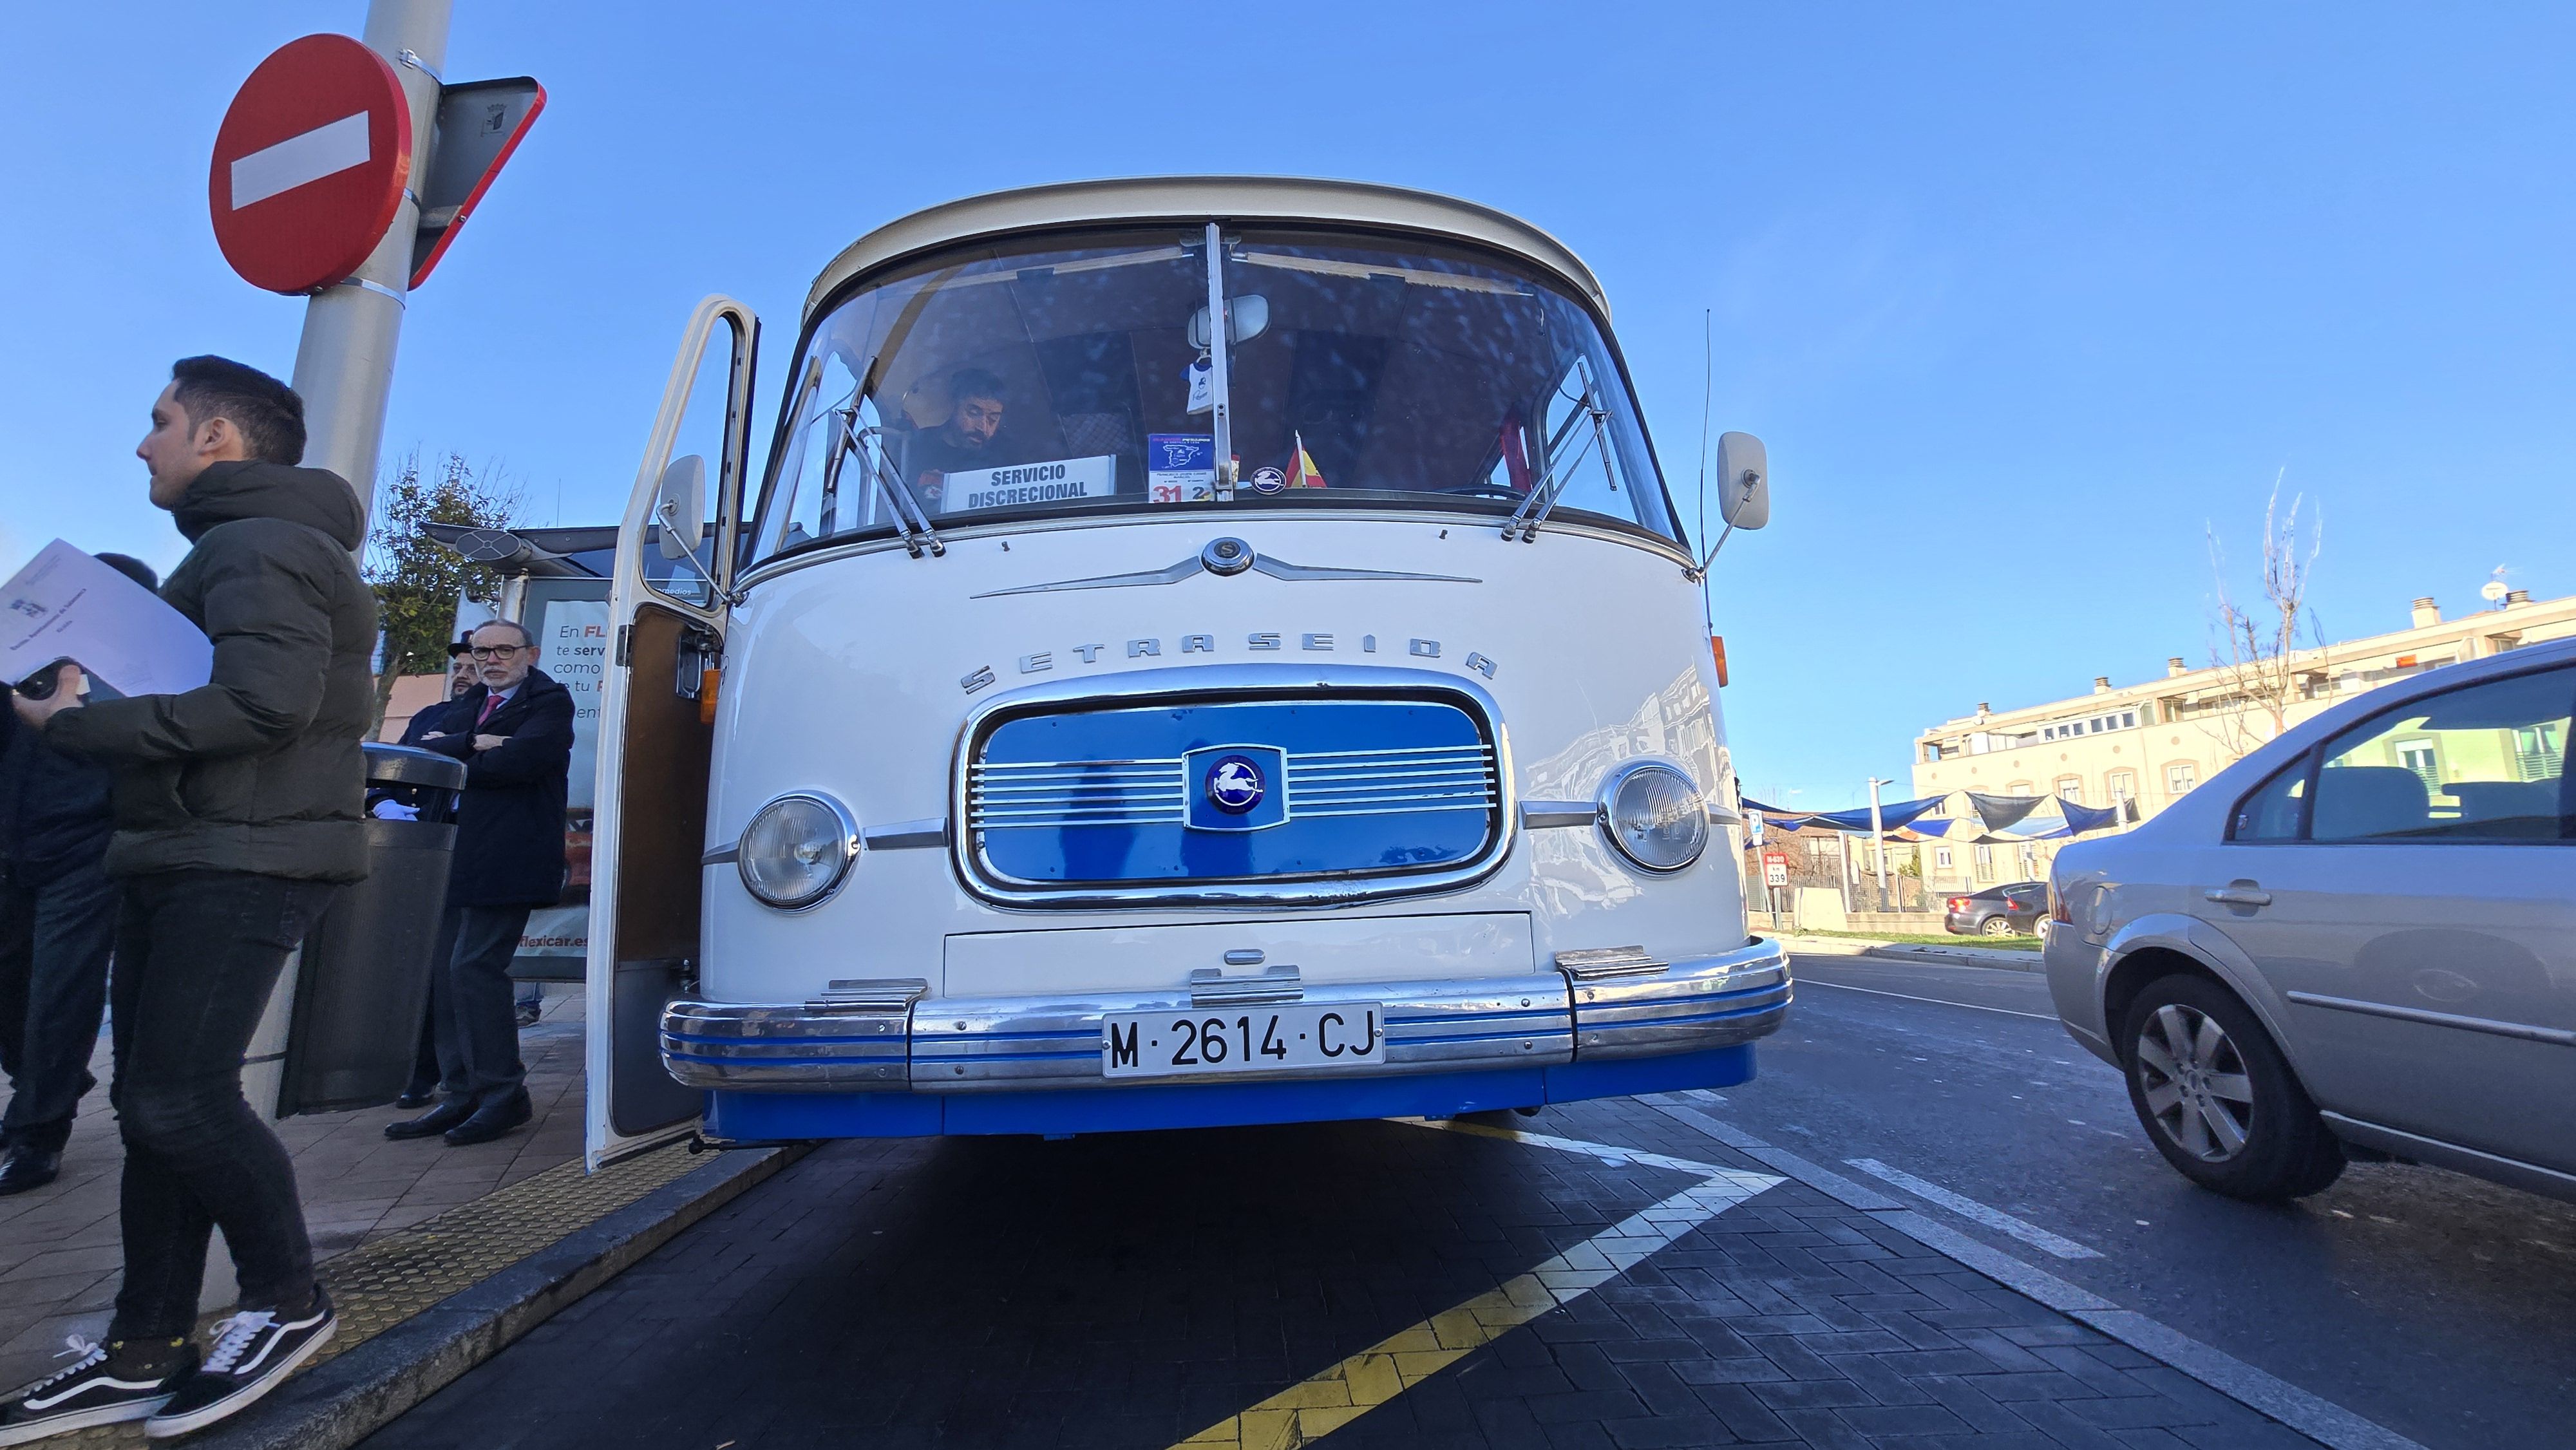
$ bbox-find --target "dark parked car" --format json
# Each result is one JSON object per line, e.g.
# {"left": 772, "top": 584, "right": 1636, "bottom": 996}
{"left": 1944, "top": 881, "right": 2047, "bottom": 936}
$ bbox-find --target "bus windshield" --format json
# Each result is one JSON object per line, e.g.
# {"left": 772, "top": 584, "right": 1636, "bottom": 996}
{"left": 746, "top": 225, "right": 1678, "bottom": 565}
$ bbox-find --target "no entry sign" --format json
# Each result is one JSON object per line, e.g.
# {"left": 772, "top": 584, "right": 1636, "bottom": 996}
{"left": 209, "top": 35, "right": 412, "bottom": 294}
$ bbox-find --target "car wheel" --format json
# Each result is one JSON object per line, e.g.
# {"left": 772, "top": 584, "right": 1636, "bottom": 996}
{"left": 1980, "top": 916, "right": 2016, "bottom": 937}
{"left": 2120, "top": 975, "right": 2344, "bottom": 1201}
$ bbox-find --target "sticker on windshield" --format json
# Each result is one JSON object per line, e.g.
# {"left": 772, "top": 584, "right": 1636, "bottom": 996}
{"left": 939, "top": 455, "right": 1119, "bottom": 514}
{"left": 1146, "top": 434, "right": 1215, "bottom": 503}
{"left": 1248, "top": 466, "right": 1286, "bottom": 494}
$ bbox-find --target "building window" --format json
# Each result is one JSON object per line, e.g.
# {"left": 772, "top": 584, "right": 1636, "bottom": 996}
{"left": 1973, "top": 844, "right": 1993, "bottom": 881}
{"left": 1935, "top": 847, "right": 1953, "bottom": 869}
{"left": 2054, "top": 775, "right": 2084, "bottom": 804}
{"left": 2307, "top": 665, "right": 2570, "bottom": 842}
{"left": 2396, "top": 740, "right": 2440, "bottom": 791}
{"left": 2515, "top": 724, "right": 2566, "bottom": 781}
{"left": 2006, "top": 780, "right": 2034, "bottom": 796}
{"left": 2107, "top": 770, "right": 2136, "bottom": 804}
{"left": 2165, "top": 761, "right": 2198, "bottom": 796}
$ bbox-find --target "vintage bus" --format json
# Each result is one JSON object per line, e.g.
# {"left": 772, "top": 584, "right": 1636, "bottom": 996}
{"left": 583, "top": 177, "right": 1788, "bottom": 1165}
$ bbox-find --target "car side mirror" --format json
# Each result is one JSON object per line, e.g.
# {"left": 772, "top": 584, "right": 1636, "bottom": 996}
{"left": 1716, "top": 432, "right": 1768, "bottom": 530}
{"left": 653, "top": 455, "right": 706, "bottom": 560}
{"left": 1188, "top": 294, "right": 1270, "bottom": 350}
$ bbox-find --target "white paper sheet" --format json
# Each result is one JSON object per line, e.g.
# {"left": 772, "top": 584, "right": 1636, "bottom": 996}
{"left": 1, "top": 539, "right": 213, "bottom": 699}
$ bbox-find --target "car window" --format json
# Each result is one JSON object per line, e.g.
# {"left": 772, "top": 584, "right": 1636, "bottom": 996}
{"left": 2309, "top": 664, "right": 2573, "bottom": 842}
{"left": 2228, "top": 757, "right": 2310, "bottom": 842}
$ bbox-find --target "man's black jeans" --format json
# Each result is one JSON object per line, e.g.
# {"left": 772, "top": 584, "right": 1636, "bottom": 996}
{"left": 0, "top": 859, "right": 118, "bottom": 1154}
{"left": 431, "top": 905, "right": 531, "bottom": 1106}
{"left": 109, "top": 869, "right": 337, "bottom": 1341}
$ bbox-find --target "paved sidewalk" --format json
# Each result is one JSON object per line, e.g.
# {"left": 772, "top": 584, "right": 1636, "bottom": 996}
{"left": 1782, "top": 934, "right": 2045, "bottom": 973}
{"left": 0, "top": 995, "right": 585, "bottom": 1396}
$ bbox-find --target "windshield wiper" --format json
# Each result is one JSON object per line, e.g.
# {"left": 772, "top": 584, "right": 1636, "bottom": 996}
{"left": 858, "top": 419, "right": 945, "bottom": 558}
{"left": 822, "top": 408, "right": 943, "bottom": 558}
{"left": 1501, "top": 366, "right": 1618, "bottom": 544}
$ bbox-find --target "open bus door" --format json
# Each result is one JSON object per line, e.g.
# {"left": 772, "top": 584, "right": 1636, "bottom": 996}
{"left": 585, "top": 296, "right": 758, "bottom": 1168}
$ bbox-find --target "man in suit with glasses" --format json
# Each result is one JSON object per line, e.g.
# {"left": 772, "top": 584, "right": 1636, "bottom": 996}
{"left": 384, "top": 620, "right": 573, "bottom": 1147}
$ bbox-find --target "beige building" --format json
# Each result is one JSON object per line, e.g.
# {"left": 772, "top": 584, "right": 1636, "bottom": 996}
{"left": 1903, "top": 588, "right": 2575, "bottom": 890}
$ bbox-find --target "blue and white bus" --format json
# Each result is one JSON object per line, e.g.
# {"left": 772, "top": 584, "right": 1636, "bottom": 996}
{"left": 583, "top": 178, "right": 1787, "bottom": 1165}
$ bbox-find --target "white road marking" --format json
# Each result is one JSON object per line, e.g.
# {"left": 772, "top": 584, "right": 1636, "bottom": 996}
{"left": 1842, "top": 1157, "right": 2101, "bottom": 1259}
{"left": 231, "top": 112, "right": 372, "bottom": 209}
{"left": 1178, "top": 1124, "right": 1779, "bottom": 1449}
{"left": 1797, "top": 975, "right": 2060, "bottom": 1021}
{"left": 1648, "top": 1094, "right": 2428, "bottom": 1450}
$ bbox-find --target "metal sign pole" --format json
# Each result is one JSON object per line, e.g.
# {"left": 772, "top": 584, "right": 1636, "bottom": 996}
{"left": 289, "top": 0, "right": 452, "bottom": 548}
{"left": 1868, "top": 776, "right": 1891, "bottom": 912}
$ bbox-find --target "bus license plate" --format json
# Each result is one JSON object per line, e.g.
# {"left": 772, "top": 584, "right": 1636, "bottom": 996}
{"left": 1101, "top": 1004, "right": 1384, "bottom": 1078}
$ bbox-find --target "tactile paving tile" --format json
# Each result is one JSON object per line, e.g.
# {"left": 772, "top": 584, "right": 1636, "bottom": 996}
{"left": 59, "top": 1142, "right": 701, "bottom": 1445}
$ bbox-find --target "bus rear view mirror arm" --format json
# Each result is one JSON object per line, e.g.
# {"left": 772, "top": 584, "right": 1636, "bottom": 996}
{"left": 1690, "top": 431, "right": 1770, "bottom": 576}
{"left": 652, "top": 455, "right": 741, "bottom": 606}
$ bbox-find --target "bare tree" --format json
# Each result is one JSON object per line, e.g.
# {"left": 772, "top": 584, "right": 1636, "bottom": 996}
{"left": 2202, "top": 476, "right": 2324, "bottom": 761}
{"left": 365, "top": 450, "right": 520, "bottom": 733}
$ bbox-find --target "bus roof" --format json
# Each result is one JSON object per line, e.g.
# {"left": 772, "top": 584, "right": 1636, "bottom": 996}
{"left": 803, "top": 176, "right": 1609, "bottom": 323}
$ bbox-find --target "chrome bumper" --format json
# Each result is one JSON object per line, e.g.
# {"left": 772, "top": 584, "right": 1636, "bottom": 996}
{"left": 663, "top": 936, "right": 1790, "bottom": 1092}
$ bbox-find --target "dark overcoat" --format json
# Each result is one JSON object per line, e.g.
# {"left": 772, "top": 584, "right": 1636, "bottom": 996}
{"left": 418, "top": 668, "right": 573, "bottom": 908}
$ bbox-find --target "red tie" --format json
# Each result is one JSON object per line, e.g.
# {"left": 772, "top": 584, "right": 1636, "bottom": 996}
{"left": 477, "top": 692, "right": 502, "bottom": 727}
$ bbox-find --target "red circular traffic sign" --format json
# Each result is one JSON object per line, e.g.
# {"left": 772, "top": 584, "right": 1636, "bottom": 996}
{"left": 209, "top": 34, "right": 412, "bottom": 294}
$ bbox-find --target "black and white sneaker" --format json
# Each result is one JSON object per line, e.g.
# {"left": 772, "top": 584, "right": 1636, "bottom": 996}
{"left": 0, "top": 1336, "right": 194, "bottom": 1444}
{"left": 143, "top": 1292, "right": 336, "bottom": 1439}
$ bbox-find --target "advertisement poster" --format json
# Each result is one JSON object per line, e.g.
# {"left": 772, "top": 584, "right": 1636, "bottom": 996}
{"left": 519, "top": 598, "right": 611, "bottom": 964}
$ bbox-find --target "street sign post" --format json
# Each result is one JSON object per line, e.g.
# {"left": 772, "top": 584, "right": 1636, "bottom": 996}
{"left": 208, "top": 34, "right": 413, "bottom": 295}
{"left": 208, "top": 3, "right": 540, "bottom": 546}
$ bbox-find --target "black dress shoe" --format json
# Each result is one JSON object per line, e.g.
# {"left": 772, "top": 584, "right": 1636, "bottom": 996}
{"left": 393, "top": 1088, "right": 435, "bottom": 1109}
{"left": 442, "top": 1087, "right": 532, "bottom": 1146}
{"left": 0, "top": 1142, "right": 60, "bottom": 1196}
{"left": 384, "top": 1099, "right": 476, "bottom": 1140}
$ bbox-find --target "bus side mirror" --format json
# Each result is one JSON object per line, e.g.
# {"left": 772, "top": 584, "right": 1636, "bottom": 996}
{"left": 1716, "top": 431, "right": 1769, "bottom": 530}
{"left": 654, "top": 455, "right": 706, "bottom": 560}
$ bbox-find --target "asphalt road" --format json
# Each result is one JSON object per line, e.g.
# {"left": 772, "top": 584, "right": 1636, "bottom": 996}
{"left": 1753, "top": 951, "right": 2576, "bottom": 1450}
{"left": 350, "top": 949, "right": 2575, "bottom": 1450}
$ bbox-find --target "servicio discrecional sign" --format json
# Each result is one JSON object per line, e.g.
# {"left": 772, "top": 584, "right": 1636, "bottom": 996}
{"left": 209, "top": 34, "right": 412, "bottom": 295}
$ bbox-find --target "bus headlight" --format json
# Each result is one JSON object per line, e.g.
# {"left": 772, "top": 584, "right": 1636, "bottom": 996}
{"left": 1599, "top": 762, "right": 1709, "bottom": 873}
{"left": 736, "top": 793, "right": 859, "bottom": 910}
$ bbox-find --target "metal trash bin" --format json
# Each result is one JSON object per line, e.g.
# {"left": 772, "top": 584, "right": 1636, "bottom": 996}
{"left": 276, "top": 742, "right": 467, "bottom": 1116}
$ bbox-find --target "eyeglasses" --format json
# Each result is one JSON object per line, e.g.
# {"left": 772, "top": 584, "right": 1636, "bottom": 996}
{"left": 466, "top": 645, "right": 526, "bottom": 660}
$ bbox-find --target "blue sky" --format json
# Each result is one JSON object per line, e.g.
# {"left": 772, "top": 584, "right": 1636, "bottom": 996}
{"left": 6, "top": 3, "right": 2570, "bottom": 809}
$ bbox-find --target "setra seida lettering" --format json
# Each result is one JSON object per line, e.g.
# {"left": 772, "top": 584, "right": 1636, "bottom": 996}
{"left": 959, "top": 632, "right": 1496, "bottom": 690}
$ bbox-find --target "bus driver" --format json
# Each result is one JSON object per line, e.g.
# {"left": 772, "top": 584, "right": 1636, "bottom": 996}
{"left": 902, "top": 367, "right": 1008, "bottom": 505}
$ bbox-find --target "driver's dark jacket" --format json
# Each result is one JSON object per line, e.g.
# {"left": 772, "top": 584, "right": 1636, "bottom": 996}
{"left": 900, "top": 426, "right": 1012, "bottom": 502}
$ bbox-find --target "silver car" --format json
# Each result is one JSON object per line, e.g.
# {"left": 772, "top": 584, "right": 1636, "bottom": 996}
{"left": 2045, "top": 637, "right": 2575, "bottom": 1202}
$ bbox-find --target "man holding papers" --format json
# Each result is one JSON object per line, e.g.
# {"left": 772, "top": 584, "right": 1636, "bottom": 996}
{"left": 2, "top": 357, "right": 373, "bottom": 1442}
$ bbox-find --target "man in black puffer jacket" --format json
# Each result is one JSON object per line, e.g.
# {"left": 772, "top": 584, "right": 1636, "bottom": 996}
{"left": 5, "top": 357, "right": 368, "bottom": 1440}
{"left": 383, "top": 618, "right": 571, "bottom": 1148}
